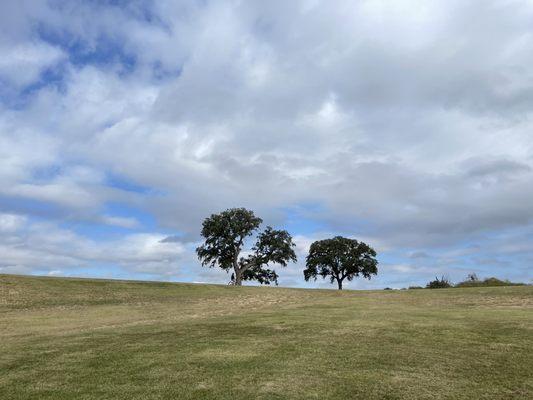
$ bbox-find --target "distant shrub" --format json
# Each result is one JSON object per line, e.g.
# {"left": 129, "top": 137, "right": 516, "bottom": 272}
{"left": 455, "top": 276, "right": 525, "bottom": 288}
{"left": 408, "top": 286, "right": 424, "bottom": 290}
{"left": 426, "top": 276, "right": 452, "bottom": 289}
{"left": 383, "top": 287, "right": 393, "bottom": 290}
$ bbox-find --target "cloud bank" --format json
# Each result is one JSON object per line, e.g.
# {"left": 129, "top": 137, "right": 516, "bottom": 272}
{"left": 0, "top": 0, "right": 532, "bottom": 287}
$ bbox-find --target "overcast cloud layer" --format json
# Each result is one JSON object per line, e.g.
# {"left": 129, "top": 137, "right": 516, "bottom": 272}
{"left": 1, "top": 0, "right": 532, "bottom": 288}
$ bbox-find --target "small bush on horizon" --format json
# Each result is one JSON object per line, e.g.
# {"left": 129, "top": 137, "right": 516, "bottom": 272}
{"left": 455, "top": 276, "right": 526, "bottom": 288}
{"left": 426, "top": 276, "right": 452, "bottom": 289}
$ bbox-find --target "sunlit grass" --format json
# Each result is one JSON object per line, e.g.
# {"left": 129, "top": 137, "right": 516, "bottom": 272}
{"left": 1, "top": 274, "right": 532, "bottom": 399}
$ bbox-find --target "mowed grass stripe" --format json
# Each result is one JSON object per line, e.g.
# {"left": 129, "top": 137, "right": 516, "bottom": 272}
{"left": 1, "top": 274, "right": 532, "bottom": 399}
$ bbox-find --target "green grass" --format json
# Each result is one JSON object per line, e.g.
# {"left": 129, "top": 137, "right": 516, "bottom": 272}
{"left": 1, "top": 275, "right": 532, "bottom": 399}
{"left": 455, "top": 277, "right": 526, "bottom": 288}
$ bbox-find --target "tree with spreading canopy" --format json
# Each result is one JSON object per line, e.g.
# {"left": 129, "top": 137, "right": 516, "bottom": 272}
{"left": 196, "top": 208, "right": 297, "bottom": 286}
{"left": 304, "top": 236, "right": 378, "bottom": 290}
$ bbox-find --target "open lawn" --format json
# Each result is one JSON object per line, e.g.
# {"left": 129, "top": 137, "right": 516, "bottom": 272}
{"left": 1, "top": 274, "right": 532, "bottom": 399}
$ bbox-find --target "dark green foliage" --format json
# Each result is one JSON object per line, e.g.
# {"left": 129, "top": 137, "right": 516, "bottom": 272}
{"left": 196, "top": 208, "right": 297, "bottom": 285}
{"left": 304, "top": 236, "right": 378, "bottom": 290}
{"left": 408, "top": 286, "right": 424, "bottom": 290}
{"left": 196, "top": 208, "right": 262, "bottom": 272}
{"left": 426, "top": 276, "right": 452, "bottom": 289}
{"left": 455, "top": 276, "right": 525, "bottom": 288}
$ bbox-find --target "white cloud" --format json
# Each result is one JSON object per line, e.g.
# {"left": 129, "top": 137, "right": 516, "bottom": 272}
{"left": 0, "top": 217, "right": 186, "bottom": 278}
{"left": 0, "top": 213, "right": 26, "bottom": 232}
{"left": 101, "top": 215, "right": 139, "bottom": 229}
{"left": 0, "top": 42, "right": 64, "bottom": 87}
{"left": 0, "top": 0, "right": 532, "bottom": 285}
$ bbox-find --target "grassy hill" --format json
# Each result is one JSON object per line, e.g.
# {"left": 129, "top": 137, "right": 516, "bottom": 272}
{"left": 1, "top": 274, "right": 532, "bottom": 399}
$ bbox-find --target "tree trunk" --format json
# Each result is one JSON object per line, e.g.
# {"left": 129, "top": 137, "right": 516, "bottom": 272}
{"left": 337, "top": 279, "right": 343, "bottom": 290}
{"left": 234, "top": 267, "right": 243, "bottom": 286}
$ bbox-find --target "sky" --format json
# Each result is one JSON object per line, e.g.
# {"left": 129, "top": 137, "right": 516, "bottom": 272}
{"left": 0, "top": 0, "right": 532, "bottom": 289}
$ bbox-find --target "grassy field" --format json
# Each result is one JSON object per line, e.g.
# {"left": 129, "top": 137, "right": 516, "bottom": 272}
{"left": 1, "top": 274, "right": 532, "bottom": 399}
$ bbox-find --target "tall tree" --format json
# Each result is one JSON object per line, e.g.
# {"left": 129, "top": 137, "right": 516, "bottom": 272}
{"left": 196, "top": 208, "right": 297, "bottom": 286}
{"left": 304, "top": 236, "right": 378, "bottom": 290}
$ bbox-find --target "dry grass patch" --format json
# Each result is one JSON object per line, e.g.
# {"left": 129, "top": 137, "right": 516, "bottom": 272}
{"left": 1, "top": 274, "right": 532, "bottom": 400}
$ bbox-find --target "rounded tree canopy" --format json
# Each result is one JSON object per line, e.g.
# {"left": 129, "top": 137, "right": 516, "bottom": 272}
{"left": 196, "top": 208, "right": 297, "bottom": 285}
{"left": 197, "top": 208, "right": 262, "bottom": 271}
{"left": 304, "top": 236, "right": 378, "bottom": 289}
